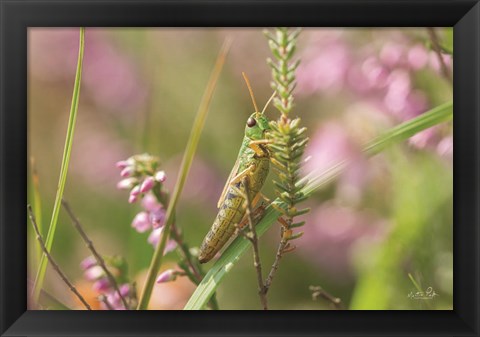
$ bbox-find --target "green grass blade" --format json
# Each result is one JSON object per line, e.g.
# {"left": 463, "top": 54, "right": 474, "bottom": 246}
{"left": 136, "top": 39, "right": 231, "bottom": 310}
{"left": 184, "top": 100, "right": 453, "bottom": 310}
{"left": 32, "top": 27, "right": 85, "bottom": 304}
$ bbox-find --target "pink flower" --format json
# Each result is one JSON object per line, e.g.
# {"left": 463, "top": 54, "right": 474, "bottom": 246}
{"left": 84, "top": 265, "right": 105, "bottom": 281}
{"left": 380, "top": 42, "right": 405, "bottom": 67}
{"left": 156, "top": 269, "right": 178, "bottom": 283}
{"left": 115, "top": 160, "right": 129, "bottom": 169}
{"left": 80, "top": 256, "right": 97, "bottom": 270}
{"left": 149, "top": 208, "right": 166, "bottom": 229}
{"left": 298, "top": 202, "right": 388, "bottom": 278}
{"left": 148, "top": 228, "right": 177, "bottom": 253}
{"left": 131, "top": 212, "right": 151, "bottom": 233}
{"left": 120, "top": 167, "right": 133, "bottom": 177}
{"left": 93, "top": 278, "right": 111, "bottom": 292}
{"left": 437, "top": 135, "right": 453, "bottom": 160}
{"left": 128, "top": 193, "right": 138, "bottom": 204}
{"left": 140, "top": 176, "right": 155, "bottom": 193}
{"left": 116, "top": 177, "right": 137, "bottom": 190}
{"left": 154, "top": 170, "right": 167, "bottom": 183}
{"left": 407, "top": 44, "right": 429, "bottom": 70}
{"left": 296, "top": 40, "right": 350, "bottom": 95}
{"left": 129, "top": 185, "right": 141, "bottom": 199}
{"left": 409, "top": 127, "right": 437, "bottom": 149}
{"left": 141, "top": 193, "right": 162, "bottom": 212}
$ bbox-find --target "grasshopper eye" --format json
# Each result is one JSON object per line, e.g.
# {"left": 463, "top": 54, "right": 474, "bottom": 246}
{"left": 247, "top": 117, "right": 256, "bottom": 128}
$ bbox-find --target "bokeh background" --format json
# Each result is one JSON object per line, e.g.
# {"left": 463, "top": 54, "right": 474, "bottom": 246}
{"left": 28, "top": 28, "right": 453, "bottom": 310}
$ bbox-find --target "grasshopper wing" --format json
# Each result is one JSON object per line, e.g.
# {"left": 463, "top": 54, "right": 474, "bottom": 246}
{"left": 217, "top": 156, "right": 241, "bottom": 208}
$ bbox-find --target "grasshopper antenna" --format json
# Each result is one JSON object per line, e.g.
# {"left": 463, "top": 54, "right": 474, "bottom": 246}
{"left": 242, "top": 72, "right": 260, "bottom": 116}
{"left": 261, "top": 91, "right": 276, "bottom": 115}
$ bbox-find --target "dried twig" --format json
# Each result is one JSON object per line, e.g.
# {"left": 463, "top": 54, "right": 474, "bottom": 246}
{"left": 242, "top": 178, "right": 268, "bottom": 310}
{"left": 427, "top": 28, "right": 453, "bottom": 85}
{"left": 309, "top": 285, "right": 344, "bottom": 310}
{"left": 62, "top": 199, "right": 129, "bottom": 310}
{"left": 264, "top": 236, "right": 288, "bottom": 292}
{"left": 27, "top": 204, "right": 91, "bottom": 310}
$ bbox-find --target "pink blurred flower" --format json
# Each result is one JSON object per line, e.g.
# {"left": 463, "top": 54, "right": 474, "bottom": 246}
{"left": 120, "top": 167, "right": 134, "bottom": 178}
{"left": 80, "top": 256, "right": 97, "bottom": 270}
{"left": 100, "top": 283, "right": 132, "bottom": 310}
{"left": 140, "top": 176, "right": 155, "bottom": 193}
{"left": 117, "top": 177, "right": 138, "bottom": 190}
{"left": 141, "top": 193, "right": 162, "bottom": 212}
{"left": 148, "top": 228, "right": 177, "bottom": 252}
{"left": 298, "top": 202, "right": 388, "bottom": 279}
{"left": 297, "top": 38, "right": 350, "bottom": 95}
{"left": 409, "top": 126, "right": 438, "bottom": 149}
{"left": 155, "top": 171, "right": 167, "bottom": 183}
{"left": 437, "top": 135, "right": 453, "bottom": 161}
{"left": 29, "top": 29, "right": 147, "bottom": 115}
{"left": 429, "top": 51, "right": 452, "bottom": 73}
{"left": 408, "top": 44, "right": 429, "bottom": 70}
{"left": 84, "top": 265, "right": 105, "bottom": 281}
{"left": 380, "top": 42, "right": 405, "bottom": 67}
{"left": 149, "top": 208, "right": 166, "bottom": 229}
{"left": 93, "top": 278, "right": 111, "bottom": 292}
{"left": 128, "top": 194, "right": 138, "bottom": 204}
{"left": 131, "top": 211, "right": 151, "bottom": 233}
{"left": 156, "top": 269, "right": 178, "bottom": 284}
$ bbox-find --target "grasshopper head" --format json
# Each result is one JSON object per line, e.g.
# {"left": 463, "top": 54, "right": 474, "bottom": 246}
{"left": 245, "top": 113, "right": 270, "bottom": 140}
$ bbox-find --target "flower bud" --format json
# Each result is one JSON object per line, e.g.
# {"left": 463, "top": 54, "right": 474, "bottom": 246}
{"left": 130, "top": 185, "right": 141, "bottom": 196}
{"left": 116, "top": 178, "right": 137, "bottom": 190}
{"left": 93, "top": 278, "right": 111, "bottom": 292}
{"left": 156, "top": 269, "right": 178, "bottom": 283}
{"left": 80, "top": 256, "right": 97, "bottom": 270}
{"left": 128, "top": 194, "right": 138, "bottom": 204}
{"left": 115, "top": 160, "right": 129, "bottom": 169}
{"left": 140, "top": 176, "right": 155, "bottom": 193}
{"left": 84, "top": 265, "right": 105, "bottom": 281}
{"left": 120, "top": 167, "right": 134, "bottom": 177}
{"left": 154, "top": 170, "right": 167, "bottom": 183}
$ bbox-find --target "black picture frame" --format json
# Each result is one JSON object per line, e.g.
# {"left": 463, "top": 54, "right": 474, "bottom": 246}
{"left": 1, "top": 0, "right": 479, "bottom": 336}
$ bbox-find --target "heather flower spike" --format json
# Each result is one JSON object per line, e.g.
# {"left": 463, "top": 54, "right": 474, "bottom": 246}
{"left": 81, "top": 254, "right": 136, "bottom": 310}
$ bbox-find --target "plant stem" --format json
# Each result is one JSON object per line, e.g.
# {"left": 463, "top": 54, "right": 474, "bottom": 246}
{"left": 27, "top": 205, "right": 91, "bottom": 310}
{"left": 29, "top": 157, "right": 43, "bottom": 265}
{"left": 32, "top": 27, "right": 85, "bottom": 304}
{"left": 28, "top": 279, "right": 73, "bottom": 310}
{"left": 309, "top": 285, "right": 343, "bottom": 310}
{"left": 136, "top": 39, "right": 230, "bottom": 310}
{"left": 243, "top": 178, "right": 268, "bottom": 310}
{"left": 62, "top": 200, "right": 129, "bottom": 310}
{"left": 264, "top": 237, "right": 287, "bottom": 293}
{"left": 427, "top": 28, "right": 453, "bottom": 85}
{"left": 152, "top": 187, "right": 219, "bottom": 310}
{"left": 99, "top": 295, "right": 115, "bottom": 310}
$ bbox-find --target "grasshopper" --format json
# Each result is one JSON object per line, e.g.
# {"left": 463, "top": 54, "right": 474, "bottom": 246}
{"left": 198, "top": 73, "right": 275, "bottom": 264}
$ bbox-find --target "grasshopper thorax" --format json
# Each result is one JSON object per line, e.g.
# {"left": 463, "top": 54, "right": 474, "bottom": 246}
{"left": 245, "top": 112, "right": 270, "bottom": 140}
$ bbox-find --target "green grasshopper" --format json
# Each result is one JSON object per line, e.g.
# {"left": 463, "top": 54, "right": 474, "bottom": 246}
{"left": 198, "top": 73, "right": 275, "bottom": 264}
